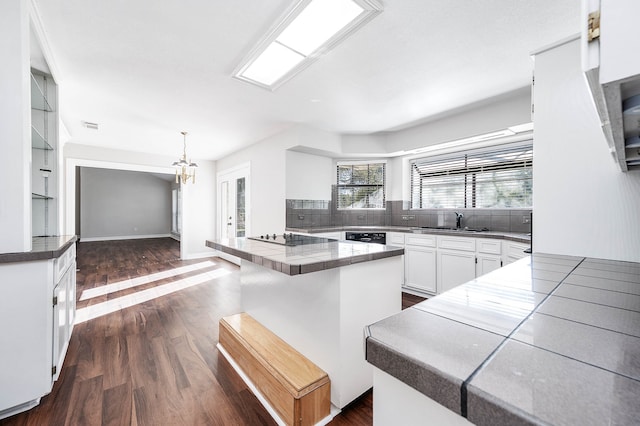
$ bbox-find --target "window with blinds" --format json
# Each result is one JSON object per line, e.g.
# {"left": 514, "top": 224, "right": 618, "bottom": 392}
{"left": 410, "top": 142, "right": 532, "bottom": 209}
{"left": 337, "top": 162, "right": 385, "bottom": 209}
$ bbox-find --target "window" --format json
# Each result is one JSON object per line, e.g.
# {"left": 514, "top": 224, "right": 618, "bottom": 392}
{"left": 410, "top": 142, "right": 532, "bottom": 209}
{"left": 171, "top": 187, "right": 181, "bottom": 235}
{"left": 337, "top": 162, "right": 385, "bottom": 209}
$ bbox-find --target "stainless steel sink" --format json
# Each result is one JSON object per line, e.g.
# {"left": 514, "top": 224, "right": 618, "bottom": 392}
{"left": 411, "top": 226, "right": 489, "bottom": 234}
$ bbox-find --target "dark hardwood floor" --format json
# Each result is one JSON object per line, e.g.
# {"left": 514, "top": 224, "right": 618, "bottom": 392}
{"left": 1, "top": 238, "right": 424, "bottom": 426}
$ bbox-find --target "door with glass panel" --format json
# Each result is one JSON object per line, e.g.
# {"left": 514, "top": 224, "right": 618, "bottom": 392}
{"left": 218, "top": 165, "right": 249, "bottom": 239}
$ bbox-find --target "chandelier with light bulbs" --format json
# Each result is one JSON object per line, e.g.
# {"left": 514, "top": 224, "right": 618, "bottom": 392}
{"left": 172, "top": 131, "right": 198, "bottom": 184}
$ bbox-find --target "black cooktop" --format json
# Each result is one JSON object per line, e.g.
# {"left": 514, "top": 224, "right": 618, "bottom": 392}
{"left": 248, "top": 233, "right": 336, "bottom": 246}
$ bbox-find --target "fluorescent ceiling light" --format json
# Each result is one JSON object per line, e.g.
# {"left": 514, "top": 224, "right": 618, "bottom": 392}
{"left": 277, "top": 0, "right": 364, "bottom": 55}
{"left": 234, "top": 0, "right": 383, "bottom": 90}
{"left": 241, "top": 42, "right": 305, "bottom": 86}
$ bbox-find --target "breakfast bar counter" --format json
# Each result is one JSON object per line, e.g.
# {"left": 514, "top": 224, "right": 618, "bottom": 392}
{"left": 365, "top": 253, "right": 640, "bottom": 425}
{"left": 206, "top": 234, "right": 404, "bottom": 275}
{"left": 206, "top": 235, "right": 404, "bottom": 411}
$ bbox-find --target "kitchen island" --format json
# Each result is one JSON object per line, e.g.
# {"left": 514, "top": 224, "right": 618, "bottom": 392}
{"left": 206, "top": 235, "right": 404, "bottom": 410}
{"left": 365, "top": 253, "right": 640, "bottom": 425}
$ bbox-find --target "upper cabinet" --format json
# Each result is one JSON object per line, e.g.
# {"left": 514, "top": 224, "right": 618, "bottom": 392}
{"left": 582, "top": 0, "right": 640, "bottom": 171}
{"left": 31, "top": 70, "right": 58, "bottom": 237}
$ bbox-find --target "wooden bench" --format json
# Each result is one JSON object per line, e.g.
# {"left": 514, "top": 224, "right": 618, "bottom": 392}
{"left": 219, "top": 313, "right": 331, "bottom": 426}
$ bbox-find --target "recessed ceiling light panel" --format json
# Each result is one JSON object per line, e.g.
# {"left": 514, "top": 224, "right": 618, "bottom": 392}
{"left": 233, "top": 0, "right": 383, "bottom": 91}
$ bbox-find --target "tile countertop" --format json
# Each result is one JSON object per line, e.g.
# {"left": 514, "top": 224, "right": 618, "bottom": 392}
{"left": 365, "top": 253, "right": 640, "bottom": 425}
{"left": 0, "top": 235, "right": 77, "bottom": 263}
{"left": 286, "top": 226, "right": 531, "bottom": 244}
{"left": 206, "top": 237, "right": 404, "bottom": 276}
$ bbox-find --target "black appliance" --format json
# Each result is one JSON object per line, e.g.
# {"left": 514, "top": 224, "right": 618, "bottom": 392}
{"left": 345, "top": 232, "right": 386, "bottom": 245}
{"left": 248, "top": 233, "right": 336, "bottom": 246}
{"left": 524, "top": 211, "right": 533, "bottom": 253}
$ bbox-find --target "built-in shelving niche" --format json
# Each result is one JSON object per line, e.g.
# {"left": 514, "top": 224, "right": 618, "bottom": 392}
{"left": 31, "top": 70, "right": 58, "bottom": 237}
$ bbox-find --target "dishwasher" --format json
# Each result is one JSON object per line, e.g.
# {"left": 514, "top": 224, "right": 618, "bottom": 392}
{"left": 345, "top": 232, "right": 386, "bottom": 244}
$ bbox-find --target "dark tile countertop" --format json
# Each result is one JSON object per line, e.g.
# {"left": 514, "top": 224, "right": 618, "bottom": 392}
{"left": 286, "top": 226, "right": 531, "bottom": 244}
{"left": 365, "top": 253, "right": 640, "bottom": 425}
{"left": 0, "top": 235, "right": 77, "bottom": 263}
{"left": 206, "top": 237, "right": 404, "bottom": 275}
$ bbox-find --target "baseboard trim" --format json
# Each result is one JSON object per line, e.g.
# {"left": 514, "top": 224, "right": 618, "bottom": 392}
{"left": 181, "top": 250, "right": 218, "bottom": 260}
{"left": 79, "top": 234, "right": 172, "bottom": 242}
{"left": 215, "top": 251, "right": 241, "bottom": 266}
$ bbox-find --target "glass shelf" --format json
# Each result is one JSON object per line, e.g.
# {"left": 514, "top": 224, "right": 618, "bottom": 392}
{"left": 32, "top": 193, "right": 54, "bottom": 200}
{"left": 31, "top": 126, "right": 53, "bottom": 150}
{"left": 30, "top": 74, "right": 52, "bottom": 112}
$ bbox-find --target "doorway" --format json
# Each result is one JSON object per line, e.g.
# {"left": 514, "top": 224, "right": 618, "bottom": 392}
{"left": 217, "top": 164, "right": 250, "bottom": 240}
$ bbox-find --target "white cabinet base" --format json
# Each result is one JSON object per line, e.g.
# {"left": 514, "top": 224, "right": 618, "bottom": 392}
{"left": 240, "top": 256, "right": 402, "bottom": 409}
{"left": 404, "top": 245, "right": 437, "bottom": 294}
{"left": 0, "top": 244, "right": 76, "bottom": 419}
{"left": 373, "top": 367, "right": 472, "bottom": 426}
{"left": 437, "top": 250, "right": 476, "bottom": 294}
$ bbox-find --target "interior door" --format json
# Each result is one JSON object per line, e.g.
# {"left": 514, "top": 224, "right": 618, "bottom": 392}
{"left": 218, "top": 165, "right": 249, "bottom": 239}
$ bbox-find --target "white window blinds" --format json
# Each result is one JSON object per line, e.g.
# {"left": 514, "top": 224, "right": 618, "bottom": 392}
{"left": 410, "top": 142, "right": 532, "bottom": 209}
{"left": 337, "top": 162, "right": 385, "bottom": 209}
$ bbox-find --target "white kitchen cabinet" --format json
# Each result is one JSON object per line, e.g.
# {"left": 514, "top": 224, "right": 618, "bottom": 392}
{"left": 437, "top": 235, "right": 476, "bottom": 293}
{"left": 437, "top": 250, "right": 476, "bottom": 294}
{"left": 403, "top": 234, "right": 436, "bottom": 295}
{"left": 582, "top": 0, "right": 640, "bottom": 171}
{"left": 386, "top": 232, "right": 405, "bottom": 286}
{"left": 53, "top": 251, "right": 76, "bottom": 381}
{"left": 476, "top": 239, "right": 503, "bottom": 276}
{"left": 0, "top": 242, "right": 76, "bottom": 419}
{"left": 405, "top": 246, "right": 437, "bottom": 294}
{"left": 387, "top": 232, "right": 405, "bottom": 247}
{"left": 503, "top": 241, "right": 530, "bottom": 265}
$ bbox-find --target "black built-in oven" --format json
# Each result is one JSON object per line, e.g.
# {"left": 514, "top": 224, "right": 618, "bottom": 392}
{"left": 345, "top": 232, "right": 386, "bottom": 244}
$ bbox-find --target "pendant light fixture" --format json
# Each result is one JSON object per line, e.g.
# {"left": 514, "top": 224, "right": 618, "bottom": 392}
{"left": 172, "top": 131, "right": 198, "bottom": 184}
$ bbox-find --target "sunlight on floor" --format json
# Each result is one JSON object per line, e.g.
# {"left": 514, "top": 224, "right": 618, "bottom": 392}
{"left": 75, "top": 267, "right": 232, "bottom": 323}
{"left": 79, "top": 260, "right": 218, "bottom": 301}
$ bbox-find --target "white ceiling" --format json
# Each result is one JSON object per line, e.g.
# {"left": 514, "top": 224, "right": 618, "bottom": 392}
{"left": 34, "top": 0, "right": 580, "bottom": 161}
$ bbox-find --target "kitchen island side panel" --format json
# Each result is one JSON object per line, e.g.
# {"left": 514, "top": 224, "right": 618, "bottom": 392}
{"left": 240, "top": 256, "right": 402, "bottom": 408}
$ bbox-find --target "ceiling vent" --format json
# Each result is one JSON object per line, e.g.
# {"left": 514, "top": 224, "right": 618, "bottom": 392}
{"left": 82, "top": 121, "right": 99, "bottom": 130}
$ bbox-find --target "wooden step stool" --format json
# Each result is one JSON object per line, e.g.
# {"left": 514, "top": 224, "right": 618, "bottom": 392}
{"left": 219, "top": 313, "right": 331, "bottom": 426}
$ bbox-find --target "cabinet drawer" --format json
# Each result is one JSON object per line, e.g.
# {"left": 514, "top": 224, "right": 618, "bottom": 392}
{"left": 437, "top": 235, "right": 475, "bottom": 252}
{"left": 476, "top": 239, "right": 502, "bottom": 255}
{"left": 405, "top": 234, "right": 436, "bottom": 247}
{"left": 388, "top": 232, "right": 405, "bottom": 246}
{"left": 54, "top": 243, "right": 75, "bottom": 284}
{"left": 505, "top": 241, "right": 529, "bottom": 259}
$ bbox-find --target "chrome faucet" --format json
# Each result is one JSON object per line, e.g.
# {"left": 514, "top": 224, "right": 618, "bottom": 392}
{"left": 454, "top": 211, "right": 464, "bottom": 229}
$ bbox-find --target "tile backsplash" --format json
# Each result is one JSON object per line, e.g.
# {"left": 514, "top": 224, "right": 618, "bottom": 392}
{"left": 286, "top": 198, "right": 532, "bottom": 234}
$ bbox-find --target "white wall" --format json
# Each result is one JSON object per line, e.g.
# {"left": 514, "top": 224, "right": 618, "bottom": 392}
{"left": 533, "top": 38, "right": 640, "bottom": 262}
{"left": 180, "top": 158, "right": 216, "bottom": 258}
{"left": 285, "top": 151, "right": 333, "bottom": 200}
{"left": 79, "top": 168, "right": 172, "bottom": 240}
{"left": 217, "top": 125, "right": 340, "bottom": 235}
{"left": 384, "top": 87, "right": 532, "bottom": 154}
{"left": 0, "top": 0, "right": 31, "bottom": 252}
{"left": 386, "top": 156, "right": 404, "bottom": 201}
{"left": 341, "top": 133, "right": 388, "bottom": 154}
{"left": 64, "top": 143, "right": 216, "bottom": 259}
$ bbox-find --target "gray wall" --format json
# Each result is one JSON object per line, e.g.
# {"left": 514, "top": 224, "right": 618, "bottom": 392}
{"left": 80, "top": 167, "right": 172, "bottom": 240}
